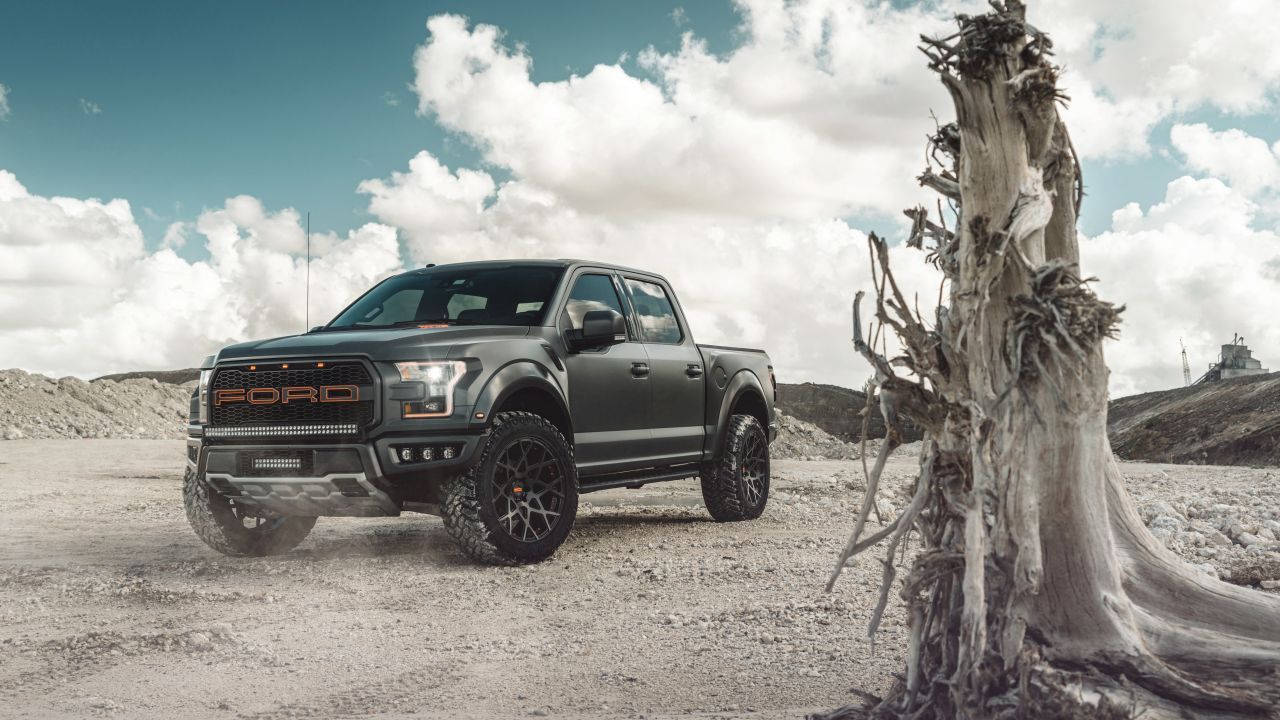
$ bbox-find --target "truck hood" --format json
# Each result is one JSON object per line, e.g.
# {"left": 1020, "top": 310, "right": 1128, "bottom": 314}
{"left": 215, "top": 325, "right": 533, "bottom": 363}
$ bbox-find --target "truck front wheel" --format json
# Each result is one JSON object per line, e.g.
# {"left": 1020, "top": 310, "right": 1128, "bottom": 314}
{"left": 441, "top": 411, "right": 578, "bottom": 565}
{"left": 182, "top": 468, "right": 317, "bottom": 556}
{"left": 700, "top": 413, "right": 770, "bottom": 522}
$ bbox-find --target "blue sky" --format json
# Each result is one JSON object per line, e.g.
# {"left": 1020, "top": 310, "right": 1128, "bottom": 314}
{"left": 3, "top": 0, "right": 1280, "bottom": 393}
{"left": 0, "top": 1, "right": 742, "bottom": 256}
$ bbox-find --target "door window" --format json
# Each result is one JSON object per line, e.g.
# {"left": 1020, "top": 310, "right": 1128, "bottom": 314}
{"left": 624, "top": 278, "right": 683, "bottom": 343}
{"left": 563, "top": 273, "right": 626, "bottom": 331}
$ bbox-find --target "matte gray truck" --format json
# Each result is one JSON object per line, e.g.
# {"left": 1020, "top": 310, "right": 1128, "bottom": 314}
{"left": 184, "top": 260, "right": 777, "bottom": 564}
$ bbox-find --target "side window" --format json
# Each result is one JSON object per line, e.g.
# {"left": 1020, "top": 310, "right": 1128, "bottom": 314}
{"left": 624, "top": 278, "right": 683, "bottom": 343}
{"left": 563, "top": 273, "right": 625, "bottom": 331}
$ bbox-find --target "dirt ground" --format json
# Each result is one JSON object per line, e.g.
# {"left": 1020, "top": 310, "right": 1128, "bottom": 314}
{"left": 1, "top": 440, "right": 1275, "bottom": 719}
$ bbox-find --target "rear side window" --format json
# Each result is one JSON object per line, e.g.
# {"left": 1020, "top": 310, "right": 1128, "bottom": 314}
{"left": 624, "top": 278, "right": 683, "bottom": 343}
{"left": 563, "top": 273, "right": 625, "bottom": 331}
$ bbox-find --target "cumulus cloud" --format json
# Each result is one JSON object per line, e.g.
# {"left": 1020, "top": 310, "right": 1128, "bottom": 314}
{"left": 1170, "top": 123, "right": 1280, "bottom": 198}
{"left": 409, "top": 7, "right": 964, "bottom": 220}
{"left": 0, "top": 170, "right": 403, "bottom": 377}
{"left": 79, "top": 98, "right": 102, "bottom": 115}
{"left": 1040, "top": 0, "right": 1280, "bottom": 158}
{"left": 1082, "top": 177, "right": 1280, "bottom": 397}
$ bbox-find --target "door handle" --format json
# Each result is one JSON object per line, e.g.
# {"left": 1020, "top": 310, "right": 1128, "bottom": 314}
{"left": 631, "top": 362, "right": 650, "bottom": 378}
{"left": 686, "top": 364, "right": 704, "bottom": 378}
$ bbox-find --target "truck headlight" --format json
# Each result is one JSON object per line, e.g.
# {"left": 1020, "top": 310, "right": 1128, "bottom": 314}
{"left": 197, "top": 368, "right": 213, "bottom": 424}
{"left": 395, "top": 361, "right": 467, "bottom": 418}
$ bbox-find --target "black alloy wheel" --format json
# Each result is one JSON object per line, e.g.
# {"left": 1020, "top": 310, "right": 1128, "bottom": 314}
{"left": 441, "top": 411, "right": 579, "bottom": 565}
{"left": 491, "top": 437, "right": 568, "bottom": 543}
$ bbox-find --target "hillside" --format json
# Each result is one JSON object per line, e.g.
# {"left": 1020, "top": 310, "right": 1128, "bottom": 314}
{"left": 1108, "top": 372, "right": 1280, "bottom": 465}
{"left": 776, "top": 382, "right": 924, "bottom": 443}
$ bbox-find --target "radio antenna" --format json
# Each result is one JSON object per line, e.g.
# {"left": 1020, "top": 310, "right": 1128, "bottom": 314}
{"left": 305, "top": 211, "right": 311, "bottom": 331}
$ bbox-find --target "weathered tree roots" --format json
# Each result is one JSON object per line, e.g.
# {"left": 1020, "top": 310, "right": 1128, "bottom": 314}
{"left": 823, "top": 2, "right": 1280, "bottom": 718}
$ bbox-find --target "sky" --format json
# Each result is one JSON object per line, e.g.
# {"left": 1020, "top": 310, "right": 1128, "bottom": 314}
{"left": 2, "top": 0, "right": 1280, "bottom": 397}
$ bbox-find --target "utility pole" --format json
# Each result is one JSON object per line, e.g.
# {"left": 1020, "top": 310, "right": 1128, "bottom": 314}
{"left": 1180, "top": 338, "right": 1191, "bottom": 387}
{"left": 305, "top": 211, "right": 311, "bottom": 331}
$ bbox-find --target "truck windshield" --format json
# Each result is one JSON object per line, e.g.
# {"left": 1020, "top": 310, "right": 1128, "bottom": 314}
{"left": 324, "top": 265, "right": 565, "bottom": 329}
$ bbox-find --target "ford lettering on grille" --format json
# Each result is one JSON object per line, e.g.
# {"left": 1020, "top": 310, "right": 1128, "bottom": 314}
{"left": 213, "top": 385, "right": 359, "bottom": 406}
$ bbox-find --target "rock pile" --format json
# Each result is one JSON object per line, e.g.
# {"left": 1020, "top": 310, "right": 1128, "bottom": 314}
{"left": 1138, "top": 492, "right": 1280, "bottom": 587}
{"left": 0, "top": 369, "right": 193, "bottom": 440}
{"left": 772, "top": 414, "right": 861, "bottom": 460}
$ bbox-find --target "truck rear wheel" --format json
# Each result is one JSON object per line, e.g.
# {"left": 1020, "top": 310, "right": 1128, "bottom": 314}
{"left": 183, "top": 467, "right": 317, "bottom": 557}
{"left": 700, "top": 413, "right": 770, "bottom": 522}
{"left": 441, "top": 411, "right": 578, "bottom": 565}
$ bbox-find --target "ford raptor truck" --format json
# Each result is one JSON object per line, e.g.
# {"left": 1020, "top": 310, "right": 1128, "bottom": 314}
{"left": 183, "top": 260, "right": 777, "bottom": 565}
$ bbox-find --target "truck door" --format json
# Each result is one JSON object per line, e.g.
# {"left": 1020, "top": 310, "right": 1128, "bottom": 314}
{"left": 620, "top": 276, "right": 705, "bottom": 465}
{"left": 558, "top": 271, "right": 652, "bottom": 474}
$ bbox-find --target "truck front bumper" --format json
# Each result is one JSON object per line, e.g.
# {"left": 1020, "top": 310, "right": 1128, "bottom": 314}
{"left": 187, "top": 430, "right": 485, "bottom": 517}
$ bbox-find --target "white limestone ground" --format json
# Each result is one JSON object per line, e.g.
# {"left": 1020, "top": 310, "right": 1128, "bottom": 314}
{"left": 1, "top": 439, "right": 1275, "bottom": 719}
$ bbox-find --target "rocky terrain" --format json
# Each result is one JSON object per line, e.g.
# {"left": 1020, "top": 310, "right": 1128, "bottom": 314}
{"left": 0, "top": 440, "right": 1275, "bottom": 719}
{"left": 1108, "top": 371, "right": 1280, "bottom": 466}
{"left": 776, "top": 382, "right": 923, "bottom": 443}
{"left": 0, "top": 369, "right": 194, "bottom": 440}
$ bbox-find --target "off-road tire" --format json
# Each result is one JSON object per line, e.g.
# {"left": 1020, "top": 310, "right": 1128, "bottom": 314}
{"left": 700, "top": 413, "right": 770, "bottom": 522}
{"left": 441, "top": 411, "right": 578, "bottom": 565}
{"left": 183, "top": 467, "right": 317, "bottom": 557}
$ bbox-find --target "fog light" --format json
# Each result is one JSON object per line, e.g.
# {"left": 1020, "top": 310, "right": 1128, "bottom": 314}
{"left": 421, "top": 447, "right": 435, "bottom": 461}
{"left": 442, "top": 445, "right": 457, "bottom": 459}
{"left": 399, "top": 447, "right": 413, "bottom": 462}
{"left": 404, "top": 400, "right": 446, "bottom": 417}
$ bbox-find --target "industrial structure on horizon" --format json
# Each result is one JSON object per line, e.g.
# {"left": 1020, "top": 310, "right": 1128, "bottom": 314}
{"left": 1191, "top": 334, "right": 1270, "bottom": 385}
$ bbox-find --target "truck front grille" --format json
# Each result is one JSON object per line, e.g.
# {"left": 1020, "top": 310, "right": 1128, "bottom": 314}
{"left": 208, "top": 361, "right": 375, "bottom": 437}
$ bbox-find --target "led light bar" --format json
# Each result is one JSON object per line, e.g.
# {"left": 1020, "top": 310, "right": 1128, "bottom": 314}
{"left": 252, "top": 457, "right": 302, "bottom": 470}
{"left": 205, "top": 423, "right": 359, "bottom": 438}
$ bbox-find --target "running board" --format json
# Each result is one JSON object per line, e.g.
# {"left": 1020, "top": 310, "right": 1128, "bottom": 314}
{"left": 578, "top": 464, "right": 700, "bottom": 494}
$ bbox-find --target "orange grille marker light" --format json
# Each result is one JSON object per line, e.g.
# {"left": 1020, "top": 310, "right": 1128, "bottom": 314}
{"left": 281, "top": 363, "right": 289, "bottom": 369}
{"left": 249, "top": 365, "right": 257, "bottom": 371}
{"left": 316, "top": 362, "right": 325, "bottom": 367}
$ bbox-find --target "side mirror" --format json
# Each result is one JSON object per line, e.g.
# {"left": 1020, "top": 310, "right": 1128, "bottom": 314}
{"left": 309, "top": 326, "right": 325, "bottom": 333}
{"left": 567, "top": 310, "right": 626, "bottom": 351}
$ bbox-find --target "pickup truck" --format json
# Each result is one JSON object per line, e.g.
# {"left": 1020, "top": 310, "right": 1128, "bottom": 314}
{"left": 184, "top": 260, "right": 777, "bottom": 564}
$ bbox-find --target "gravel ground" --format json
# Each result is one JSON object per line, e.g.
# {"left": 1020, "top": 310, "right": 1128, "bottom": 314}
{"left": 1, "top": 440, "right": 1276, "bottom": 719}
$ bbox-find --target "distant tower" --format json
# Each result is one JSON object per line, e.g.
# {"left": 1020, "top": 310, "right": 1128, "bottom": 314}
{"left": 1179, "top": 339, "right": 1191, "bottom": 387}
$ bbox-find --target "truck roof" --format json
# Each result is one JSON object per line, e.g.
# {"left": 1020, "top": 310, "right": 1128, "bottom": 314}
{"left": 401, "top": 258, "right": 667, "bottom": 281}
